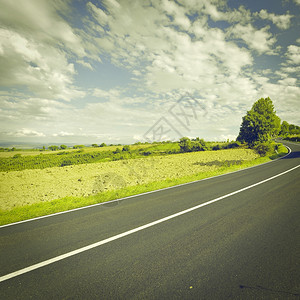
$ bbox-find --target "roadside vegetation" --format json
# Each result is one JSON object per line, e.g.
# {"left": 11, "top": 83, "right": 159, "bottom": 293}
{"left": 0, "top": 96, "right": 295, "bottom": 225}
{"left": 0, "top": 140, "right": 247, "bottom": 172}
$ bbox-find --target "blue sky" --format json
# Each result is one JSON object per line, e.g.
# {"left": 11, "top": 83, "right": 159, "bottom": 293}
{"left": 0, "top": 0, "right": 299, "bottom": 145}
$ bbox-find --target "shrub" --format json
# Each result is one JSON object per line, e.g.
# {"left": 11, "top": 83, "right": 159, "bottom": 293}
{"left": 254, "top": 142, "right": 274, "bottom": 156}
{"left": 225, "top": 141, "right": 241, "bottom": 149}
{"left": 113, "top": 148, "right": 121, "bottom": 154}
{"left": 73, "top": 145, "right": 85, "bottom": 149}
{"left": 122, "top": 145, "right": 130, "bottom": 152}
{"left": 61, "top": 160, "right": 73, "bottom": 167}
{"left": 143, "top": 151, "right": 152, "bottom": 156}
{"left": 212, "top": 144, "right": 221, "bottom": 151}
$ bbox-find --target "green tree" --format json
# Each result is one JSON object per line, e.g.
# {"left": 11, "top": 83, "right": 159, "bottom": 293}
{"left": 99, "top": 143, "right": 107, "bottom": 147}
{"left": 60, "top": 144, "right": 67, "bottom": 150}
{"left": 179, "top": 137, "right": 192, "bottom": 152}
{"left": 280, "top": 121, "right": 289, "bottom": 136}
{"left": 237, "top": 97, "right": 281, "bottom": 146}
{"left": 92, "top": 144, "right": 98, "bottom": 147}
{"left": 73, "top": 145, "right": 85, "bottom": 149}
{"left": 49, "top": 145, "right": 59, "bottom": 151}
{"left": 191, "top": 138, "right": 208, "bottom": 151}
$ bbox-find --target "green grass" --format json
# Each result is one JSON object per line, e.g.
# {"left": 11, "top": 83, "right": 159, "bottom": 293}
{"left": 0, "top": 147, "right": 288, "bottom": 226}
{"left": 0, "top": 143, "right": 179, "bottom": 172}
{"left": 0, "top": 141, "right": 241, "bottom": 172}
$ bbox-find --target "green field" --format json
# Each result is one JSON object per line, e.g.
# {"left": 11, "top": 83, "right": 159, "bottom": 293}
{"left": 0, "top": 141, "right": 236, "bottom": 172}
{"left": 0, "top": 143, "right": 288, "bottom": 225}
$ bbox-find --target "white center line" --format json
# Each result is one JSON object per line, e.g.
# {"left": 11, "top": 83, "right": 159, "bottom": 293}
{"left": 1, "top": 164, "right": 299, "bottom": 283}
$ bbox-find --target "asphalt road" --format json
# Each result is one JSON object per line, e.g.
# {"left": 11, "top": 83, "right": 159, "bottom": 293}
{"left": 0, "top": 141, "right": 299, "bottom": 299}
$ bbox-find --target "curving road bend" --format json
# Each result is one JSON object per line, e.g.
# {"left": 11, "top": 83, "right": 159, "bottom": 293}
{"left": 0, "top": 141, "right": 299, "bottom": 299}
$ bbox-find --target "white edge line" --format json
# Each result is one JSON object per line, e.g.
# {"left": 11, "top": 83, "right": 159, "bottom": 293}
{"left": 0, "top": 145, "right": 292, "bottom": 228}
{"left": 0, "top": 164, "right": 299, "bottom": 283}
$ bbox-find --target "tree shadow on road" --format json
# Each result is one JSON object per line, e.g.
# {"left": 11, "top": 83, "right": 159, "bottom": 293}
{"left": 280, "top": 151, "right": 300, "bottom": 159}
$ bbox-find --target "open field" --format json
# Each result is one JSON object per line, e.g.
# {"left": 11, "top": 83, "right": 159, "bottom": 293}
{"left": 0, "top": 144, "right": 288, "bottom": 225}
{"left": 0, "top": 144, "right": 153, "bottom": 158}
{"left": 0, "top": 148, "right": 263, "bottom": 211}
{"left": 1, "top": 149, "right": 259, "bottom": 210}
{"left": 0, "top": 142, "right": 225, "bottom": 172}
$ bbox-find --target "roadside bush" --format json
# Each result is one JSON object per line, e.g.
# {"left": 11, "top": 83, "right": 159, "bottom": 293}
{"left": 254, "top": 142, "right": 274, "bottom": 156}
{"left": 283, "top": 136, "right": 300, "bottom": 142}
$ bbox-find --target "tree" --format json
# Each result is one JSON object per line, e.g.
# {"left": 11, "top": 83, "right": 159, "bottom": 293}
{"left": 237, "top": 97, "right": 281, "bottom": 146}
{"left": 49, "top": 145, "right": 59, "bottom": 151}
{"left": 92, "top": 144, "right": 98, "bottom": 147}
{"left": 60, "top": 144, "right": 67, "bottom": 150}
{"left": 73, "top": 145, "right": 85, "bottom": 149}
{"left": 100, "top": 143, "right": 107, "bottom": 147}
{"left": 179, "top": 137, "right": 192, "bottom": 152}
{"left": 280, "top": 121, "right": 289, "bottom": 136}
{"left": 191, "top": 138, "right": 208, "bottom": 151}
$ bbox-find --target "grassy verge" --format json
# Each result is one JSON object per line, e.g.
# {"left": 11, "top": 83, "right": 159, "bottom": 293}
{"left": 0, "top": 147, "right": 288, "bottom": 226}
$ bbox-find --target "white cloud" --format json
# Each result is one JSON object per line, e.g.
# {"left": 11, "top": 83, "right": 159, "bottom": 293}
{"left": 77, "top": 60, "right": 93, "bottom": 70}
{"left": 0, "top": 1, "right": 87, "bottom": 101}
{"left": 1, "top": 0, "right": 299, "bottom": 144}
{"left": 285, "top": 45, "right": 300, "bottom": 64}
{"left": 0, "top": 0, "right": 86, "bottom": 56}
{"left": 6, "top": 128, "right": 45, "bottom": 137}
{"left": 52, "top": 131, "right": 74, "bottom": 137}
{"left": 93, "top": 88, "right": 121, "bottom": 98}
{"left": 256, "top": 9, "right": 293, "bottom": 30}
{"left": 227, "top": 24, "right": 277, "bottom": 54}
{"left": 85, "top": 1, "right": 253, "bottom": 95}
{"left": 200, "top": 2, "right": 252, "bottom": 24}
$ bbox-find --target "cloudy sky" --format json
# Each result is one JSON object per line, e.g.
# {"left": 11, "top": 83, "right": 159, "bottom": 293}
{"left": 0, "top": 0, "right": 299, "bottom": 145}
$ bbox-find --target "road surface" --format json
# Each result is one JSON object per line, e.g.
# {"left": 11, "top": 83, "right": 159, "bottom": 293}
{"left": 0, "top": 141, "right": 299, "bottom": 299}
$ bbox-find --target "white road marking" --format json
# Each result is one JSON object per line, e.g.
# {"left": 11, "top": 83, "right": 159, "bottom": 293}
{"left": 0, "top": 145, "right": 292, "bottom": 229}
{"left": 0, "top": 164, "right": 299, "bottom": 283}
